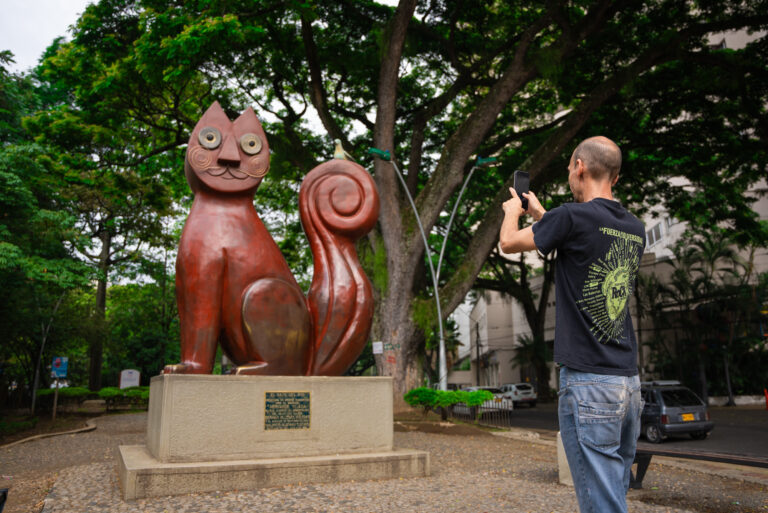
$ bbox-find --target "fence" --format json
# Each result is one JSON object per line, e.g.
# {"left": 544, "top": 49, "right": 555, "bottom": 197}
{"left": 447, "top": 397, "right": 516, "bottom": 427}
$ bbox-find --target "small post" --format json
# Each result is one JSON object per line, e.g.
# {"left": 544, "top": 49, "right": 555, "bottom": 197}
{"left": 52, "top": 378, "right": 60, "bottom": 421}
{"left": 764, "top": 388, "right": 767, "bottom": 410}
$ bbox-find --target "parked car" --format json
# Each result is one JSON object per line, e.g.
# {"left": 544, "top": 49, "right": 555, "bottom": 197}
{"left": 452, "top": 386, "right": 514, "bottom": 414}
{"left": 500, "top": 383, "right": 537, "bottom": 408}
{"left": 640, "top": 381, "right": 714, "bottom": 443}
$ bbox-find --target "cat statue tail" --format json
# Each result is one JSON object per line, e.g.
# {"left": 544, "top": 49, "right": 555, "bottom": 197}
{"left": 299, "top": 159, "right": 380, "bottom": 376}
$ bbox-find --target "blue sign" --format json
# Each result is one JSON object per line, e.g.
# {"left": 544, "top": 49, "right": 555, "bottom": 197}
{"left": 51, "top": 357, "right": 68, "bottom": 378}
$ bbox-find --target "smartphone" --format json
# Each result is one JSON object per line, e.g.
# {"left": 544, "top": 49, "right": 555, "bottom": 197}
{"left": 513, "top": 170, "right": 530, "bottom": 210}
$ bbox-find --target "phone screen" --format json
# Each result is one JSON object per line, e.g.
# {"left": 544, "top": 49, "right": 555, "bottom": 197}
{"left": 513, "top": 170, "right": 530, "bottom": 210}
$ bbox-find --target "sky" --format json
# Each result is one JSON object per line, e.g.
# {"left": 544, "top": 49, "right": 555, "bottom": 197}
{"left": 1, "top": 0, "right": 93, "bottom": 73}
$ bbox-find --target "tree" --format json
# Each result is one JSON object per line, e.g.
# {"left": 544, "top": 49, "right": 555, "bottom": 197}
{"left": 25, "top": 31, "right": 194, "bottom": 389}
{"left": 0, "top": 53, "right": 91, "bottom": 409}
{"left": 25, "top": 0, "right": 768, "bottom": 405}
{"left": 105, "top": 275, "right": 179, "bottom": 386}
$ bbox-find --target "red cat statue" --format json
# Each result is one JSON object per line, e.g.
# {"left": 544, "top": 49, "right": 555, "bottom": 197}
{"left": 164, "top": 102, "right": 379, "bottom": 376}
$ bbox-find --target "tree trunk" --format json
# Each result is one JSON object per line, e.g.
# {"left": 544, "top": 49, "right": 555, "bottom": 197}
{"left": 368, "top": 0, "right": 681, "bottom": 408}
{"left": 89, "top": 231, "right": 111, "bottom": 391}
{"left": 370, "top": 0, "right": 421, "bottom": 409}
{"left": 374, "top": 301, "right": 422, "bottom": 411}
{"left": 533, "top": 363, "right": 546, "bottom": 402}
{"left": 698, "top": 357, "right": 709, "bottom": 405}
{"left": 30, "top": 292, "right": 66, "bottom": 413}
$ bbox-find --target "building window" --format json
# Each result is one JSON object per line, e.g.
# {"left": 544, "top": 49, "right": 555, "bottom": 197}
{"left": 646, "top": 222, "right": 663, "bottom": 247}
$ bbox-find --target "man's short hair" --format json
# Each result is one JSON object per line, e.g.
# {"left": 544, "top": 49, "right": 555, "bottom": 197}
{"left": 572, "top": 136, "right": 622, "bottom": 181}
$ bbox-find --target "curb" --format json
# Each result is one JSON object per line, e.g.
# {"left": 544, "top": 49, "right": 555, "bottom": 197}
{"left": 495, "top": 427, "right": 768, "bottom": 488}
{"left": 0, "top": 419, "right": 97, "bottom": 449}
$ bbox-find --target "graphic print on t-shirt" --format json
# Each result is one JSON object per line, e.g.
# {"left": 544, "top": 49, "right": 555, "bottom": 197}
{"left": 577, "top": 227, "right": 643, "bottom": 345}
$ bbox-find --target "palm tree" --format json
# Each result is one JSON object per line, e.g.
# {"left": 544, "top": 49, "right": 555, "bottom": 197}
{"left": 510, "top": 333, "right": 552, "bottom": 401}
{"left": 660, "top": 240, "right": 708, "bottom": 400}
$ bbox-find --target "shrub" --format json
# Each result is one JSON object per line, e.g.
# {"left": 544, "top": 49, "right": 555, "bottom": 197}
{"left": 98, "top": 386, "right": 150, "bottom": 410}
{"left": 97, "top": 386, "right": 149, "bottom": 400}
{"left": 36, "top": 386, "right": 93, "bottom": 398}
{"left": 465, "top": 389, "right": 494, "bottom": 407}
{"left": 0, "top": 416, "right": 38, "bottom": 436}
{"left": 404, "top": 387, "right": 496, "bottom": 419}
{"left": 404, "top": 387, "right": 438, "bottom": 415}
{"left": 434, "top": 390, "right": 459, "bottom": 410}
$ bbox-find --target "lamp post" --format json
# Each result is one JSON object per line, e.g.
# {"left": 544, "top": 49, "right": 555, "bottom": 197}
{"left": 369, "top": 148, "right": 496, "bottom": 390}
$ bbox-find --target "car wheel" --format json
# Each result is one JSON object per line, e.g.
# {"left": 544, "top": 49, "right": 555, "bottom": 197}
{"left": 690, "top": 431, "right": 708, "bottom": 440}
{"left": 644, "top": 424, "right": 663, "bottom": 443}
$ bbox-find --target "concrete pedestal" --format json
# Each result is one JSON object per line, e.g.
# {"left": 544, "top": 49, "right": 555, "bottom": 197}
{"left": 557, "top": 431, "right": 574, "bottom": 486}
{"left": 118, "top": 374, "right": 429, "bottom": 499}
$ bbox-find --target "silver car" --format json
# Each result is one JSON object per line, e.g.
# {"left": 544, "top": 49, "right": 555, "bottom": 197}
{"left": 640, "top": 381, "right": 714, "bottom": 443}
{"left": 501, "top": 383, "right": 537, "bottom": 408}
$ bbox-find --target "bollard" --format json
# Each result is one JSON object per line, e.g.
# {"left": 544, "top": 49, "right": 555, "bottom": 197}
{"left": 764, "top": 388, "right": 767, "bottom": 410}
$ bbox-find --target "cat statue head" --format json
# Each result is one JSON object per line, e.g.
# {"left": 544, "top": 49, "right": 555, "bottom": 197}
{"left": 185, "top": 101, "right": 270, "bottom": 194}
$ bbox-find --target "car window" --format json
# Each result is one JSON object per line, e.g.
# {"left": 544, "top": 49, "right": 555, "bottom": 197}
{"left": 482, "top": 388, "right": 503, "bottom": 394}
{"left": 516, "top": 384, "right": 532, "bottom": 391}
{"left": 660, "top": 388, "right": 703, "bottom": 407}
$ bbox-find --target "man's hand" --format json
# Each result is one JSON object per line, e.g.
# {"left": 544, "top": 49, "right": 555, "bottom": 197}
{"left": 499, "top": 187, "right": 546, "bottom": 254}
{"left": 522, "top": 191, "right": 546, "bottom": 221}
{"left": 503, "top": 187, "right": 524, "bottom": 216}
{"left": 504, "top": 188, "right": 546, "bottom": 221}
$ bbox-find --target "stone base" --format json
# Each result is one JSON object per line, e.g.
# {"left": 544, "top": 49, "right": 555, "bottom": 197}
{"left": 145, "top": 374, "right": 396, "bottom": 462}
{"left": 117, "top": 374, "right": 430, "bottom": 499}
{"left": 119, "top": 444, "right": 430, "bottom": 500}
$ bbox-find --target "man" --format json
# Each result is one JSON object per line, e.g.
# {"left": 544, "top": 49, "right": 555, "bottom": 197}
{"left": 499, "top": 136, "right": 645, "bottom": 513}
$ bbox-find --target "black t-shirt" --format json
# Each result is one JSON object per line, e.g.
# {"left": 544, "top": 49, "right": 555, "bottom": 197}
{"left": 532, "top": 198, "right": 645, "bottom": 376}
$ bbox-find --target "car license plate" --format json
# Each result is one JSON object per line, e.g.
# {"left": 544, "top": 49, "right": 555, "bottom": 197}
{"left": 682, "top": 413, "right": 695, "bottom": 421}
{"left": 494, "top": 397, "right": 502, "bottom": 402}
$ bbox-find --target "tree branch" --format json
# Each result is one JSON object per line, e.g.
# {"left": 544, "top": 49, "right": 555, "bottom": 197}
{"left": 373, "top": 0, "right": 419, "bottom": 263}
{"left": 437, "top": 29, "right": 692, "bottom": 319}
{"left": 300, "top": 12, "right": 350, "bottom": 147}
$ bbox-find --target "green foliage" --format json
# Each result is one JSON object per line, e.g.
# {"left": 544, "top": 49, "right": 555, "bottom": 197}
{"left": 2, "top": 0, "right": 767, "bottom": 399}
{"left": 103, "top": 277, "right": 179, "bottom": 387}
{"left": 403, "top": 387, "right": 437, "bottom": 413}
{"left": 36, "top": 386, "right": 92, "bottom": 398}
{"left": 463, "top": 389, "right": 494, "bottom": 407}
{"left": 359, "top": 235, "right": 388, "bottom": 296}
{"left": 0, "top": 416, "right": 38, "bottom": 436}
{"left": 403, "top": 387, "right": 493, "bottom": 413}
{"left": 97, "top": 386, "right": 149, "bottom": 401}
{"left": 638, "top": 231, "right": 768, "bottom": 397}
{"left": 434, "top": 390, "right": 459, "bottom": 409}
{"left": 411, "top": 297, "right": 438, "bottom": 344}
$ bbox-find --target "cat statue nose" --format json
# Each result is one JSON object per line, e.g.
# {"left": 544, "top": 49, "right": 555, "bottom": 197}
{"left": 217, "top": 135, "right": 241, "bottom": 165}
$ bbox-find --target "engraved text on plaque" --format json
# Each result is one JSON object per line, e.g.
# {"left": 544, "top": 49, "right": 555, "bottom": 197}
{"left": 264, "top": 391, "right": 311, "bottom": 430}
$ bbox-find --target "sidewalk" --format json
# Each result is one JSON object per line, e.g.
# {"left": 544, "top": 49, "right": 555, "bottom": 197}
{"left": 1, "top": 413, "right": 766, "bottom": 513}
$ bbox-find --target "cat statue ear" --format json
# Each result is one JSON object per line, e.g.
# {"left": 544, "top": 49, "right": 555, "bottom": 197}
{"left": 185, "top": 102, "right": 270, "bottom": 194}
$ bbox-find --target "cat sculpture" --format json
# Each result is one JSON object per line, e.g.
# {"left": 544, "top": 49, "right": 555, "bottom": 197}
{"left": 164, "top": 101, "right": 379, "bottom": 376}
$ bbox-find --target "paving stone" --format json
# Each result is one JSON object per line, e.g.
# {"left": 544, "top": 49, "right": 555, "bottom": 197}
{"left": 3, "top": 412, "right": 765, "bottom": 512}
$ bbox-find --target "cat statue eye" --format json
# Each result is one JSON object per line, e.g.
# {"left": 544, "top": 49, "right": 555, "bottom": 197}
{"left": 240, "top": 133, "right": 262, "bottom": 155}
{"left": 199, "top": 127, "right": 221, "bottom": 149}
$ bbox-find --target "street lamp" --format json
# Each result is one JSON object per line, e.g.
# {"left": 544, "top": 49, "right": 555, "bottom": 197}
{"left": 369, "top": 148, "right": 496, "bottom": 390}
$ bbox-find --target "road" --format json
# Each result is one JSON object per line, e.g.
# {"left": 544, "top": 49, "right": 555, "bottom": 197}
{"left": 500, "top": 403, "right": 768, "bottom": 458}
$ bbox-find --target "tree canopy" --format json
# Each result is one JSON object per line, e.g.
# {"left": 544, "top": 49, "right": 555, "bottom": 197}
{"left": 2, "top": 0, "right": 767, "bottom": 403}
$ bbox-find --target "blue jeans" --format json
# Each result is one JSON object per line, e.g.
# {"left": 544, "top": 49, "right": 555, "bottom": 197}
{"left": 558, "top": 366, "right": 643, "bottom": 513}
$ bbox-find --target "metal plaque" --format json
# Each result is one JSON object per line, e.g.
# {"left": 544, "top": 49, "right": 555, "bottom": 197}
{"left": 264, "top": 391, "right": 311, "bottom": 430}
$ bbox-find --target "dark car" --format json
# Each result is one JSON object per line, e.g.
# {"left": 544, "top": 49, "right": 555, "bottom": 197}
{"left": 640, "top": 381, "right": 714, "bottom": 443}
